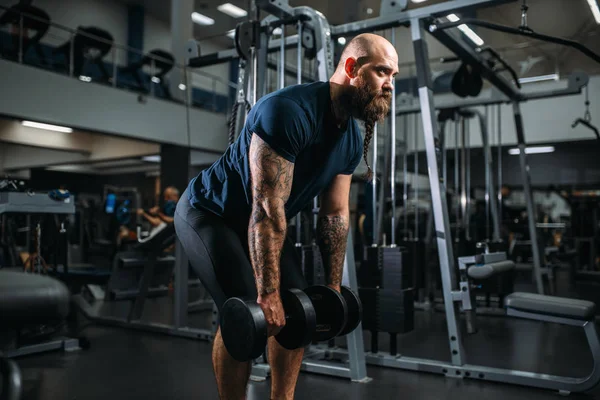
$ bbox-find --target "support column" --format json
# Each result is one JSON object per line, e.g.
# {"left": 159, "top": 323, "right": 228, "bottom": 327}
{"left": 512, "top": 102, "right": 545, "bottom": 294}
{"left": 170, "top": 0, "right": 195, "bottom": 103}
{"left": 411, "top": 18, "right": 465, "bottom": 366}
{"left": 160, "top": 144, "right": 190, "bottom": 204}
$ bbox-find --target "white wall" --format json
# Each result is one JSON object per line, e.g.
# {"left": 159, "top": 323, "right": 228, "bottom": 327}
{"left": 396, "top": 74, "right": 600, "bottom": 151}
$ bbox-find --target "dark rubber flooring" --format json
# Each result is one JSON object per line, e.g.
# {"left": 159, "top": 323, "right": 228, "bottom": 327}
{"left": 12, "top": 294, "right": 600, "bottom": 400}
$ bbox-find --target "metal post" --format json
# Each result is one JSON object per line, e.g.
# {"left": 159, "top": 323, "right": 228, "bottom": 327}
{"left": 342, "top": 229, "right": 370, "bottom": 382}
{"left": 390, "top": 27, "right": 396, "bottom": 246}
{"left": 411, "top": 17, "right": 465, "bottom": 366}
{"left": 297, "top": 21, "right": 303, "bottom": 84}
{"left": 212, "top": 80, "right": 217, "bottom": 111}
{"left": 485, "top": 106, "right": 490, "bottom": 240}
{"left": 372, "top": 123, "right": 378, "bottom": 246}
{"left": 466, "top": 118, "right": 471, "bottom": 241}
{"left": 414, "top": 114, "right": 419, "bottom": 241}
{"left": 295, "top": 22, "right": 302, "bottom": 246}
{"left": 512, "top": 101, "right": 544, "bottom": 294}
{"left": 403, "top": 115, "right": 408, "bottom": 239}
{"left": 497, "top": 104, "right": 502, "bottom": 227}
{"left": 460, "top": 117, "right": 467, "bottom": 236}
{"left": 279, "top": 24, "right": 285, "bottom": 89}
{"left": 454, "top": 118, "right": 459, "bottom": 242}
{"left": 475, "top": 110, "right": 501, "bottom": 242}
{"left": 174, "top": 238, "right": 189, "bottom": 327}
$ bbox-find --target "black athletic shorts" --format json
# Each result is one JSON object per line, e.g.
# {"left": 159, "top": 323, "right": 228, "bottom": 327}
{"left": 174, "top": 188, "right": 307, "bottom": 311}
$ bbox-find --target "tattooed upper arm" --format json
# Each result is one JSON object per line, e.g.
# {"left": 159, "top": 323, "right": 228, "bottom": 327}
{"left": 248, "top": 133, "right": 294, "bottom": 218}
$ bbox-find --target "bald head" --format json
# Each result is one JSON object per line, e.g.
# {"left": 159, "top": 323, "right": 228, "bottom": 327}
{"left": 164, "top": 186, "right": 180, "bottom": 201}
{"left": 336, "top": 33, "right": 398, "bottom": 73}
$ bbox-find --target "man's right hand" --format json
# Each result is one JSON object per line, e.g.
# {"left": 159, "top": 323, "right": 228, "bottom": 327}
{"left": 256, "top": 291, "right": 286, "bottom": 337}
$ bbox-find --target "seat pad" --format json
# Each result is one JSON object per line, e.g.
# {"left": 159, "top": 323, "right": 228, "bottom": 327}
{"left": 0, "top": 271, "right": 70, "bottom": 325}
{"left": 505, "top": 292, "right": 596, "bottom": 321}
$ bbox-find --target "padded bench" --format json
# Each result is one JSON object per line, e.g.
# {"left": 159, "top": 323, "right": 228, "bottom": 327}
{"left": 504, "top": 292, "right": 600, "bottom": 394}
{"left": 505, "top": 292, "right": 596, "bottom": 321}
{"left": 0, "top": 271, "right": 74, "bottom": 400}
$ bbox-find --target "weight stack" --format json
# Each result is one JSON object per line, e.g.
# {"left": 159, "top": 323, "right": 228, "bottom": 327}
{"left": 358, "top": 287, "right": 414, "bottom": 334}
{"left": 299, "top": 244, "right": 326, "bottom": 286}
{"left": 364, "top": 246, "right": 412, "bottom": 290}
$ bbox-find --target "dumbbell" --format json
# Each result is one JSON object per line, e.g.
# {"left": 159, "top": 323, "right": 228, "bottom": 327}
{"left": 338, "top": 286, "right": 363, "bottom": 336}
{"left": 220, "top": 285, "right": 348, "bottom": 362}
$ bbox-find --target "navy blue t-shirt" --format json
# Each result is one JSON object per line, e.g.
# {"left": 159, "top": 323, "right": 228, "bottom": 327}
{"left": 187, "top": 81, "right": 363, "bottom": 227}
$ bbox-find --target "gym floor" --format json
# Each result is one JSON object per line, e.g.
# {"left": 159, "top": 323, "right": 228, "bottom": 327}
{"left": 14, "top": 287, "right": 600, "bottom": 400}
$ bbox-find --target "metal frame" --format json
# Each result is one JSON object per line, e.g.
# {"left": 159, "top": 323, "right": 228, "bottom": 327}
{"left": 73, "top": 238, "right": 214, "bottom": 341}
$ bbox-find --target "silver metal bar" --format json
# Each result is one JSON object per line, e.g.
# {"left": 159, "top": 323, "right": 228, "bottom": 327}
{"left": 294, "top": 22, "right": 302, "bottom": 245}
{"left": 5, "top": 338, "right": 80, "bottom": 358}
{"left": 460, "top": 117, "right": 467, "bottom": 236}
{"left": 441, "top": 121, "right": 447, "bottom": 195}
{"left": 174, "top": 238, "right": 189, "bottom": 328}
{"left": 465, "top": 117, "right": 471, "bottom": 241}
{"left": 279, "top": 24, "right": 285, "bottom": 89}
{"left": 411, "top": 18, "right": 465, "bottom": 366}
{"left": 485, "top": 106, "right": 491, "bottom": 240}
{"left": 497, "top": 104, "right": 502, "bottom": 226}
{"left": 414, "top": 114, "right": 419, "bottom": 241}
{"left": 403, "top": 115, "right": 408, "bottom": 239}
{"left": 473, "top": 109, "right": 501, "bottom": 241}
{"left": 297, "top": 21, "right": 302, "bottom": 84}
{"left": 390, "top": 27, "right": 397, "bottom": 246}
{"left": 454, "top": 119, "right": 459, "bottom": 241}
{"left": 372, "top": 123, "right": 378, "bottom": 246}
{"left": 512, "top": 101, "right": 544, "bottom": 294}
{"left": 341, "top": 229, "right": 369, "bottom": 382}
{"left": 332, "top": 0, "right": 515, "bottom": 36}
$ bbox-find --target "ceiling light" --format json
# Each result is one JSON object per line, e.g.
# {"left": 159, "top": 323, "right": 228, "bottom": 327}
{"left": 191, "top": 12, "right": 215, "bottom": 26}
{"left": 178, "top": 84, "right": 187, "bottom": 90}
{"left": 508, "top": 146, "right": 555, "bottom": 155}
{"left": 411, "top": 0, "right": 428, "bottom": 3}
{"left": 217, "top": 3, "right": 247, "bottom": 18}
{"left": 337, "top": 37, "right": 346, "bottom": 45}
{"left": 272, "top": 27, "right": 282, "bottom": 36}
{"left": 226, "top": 29, "right": 236, "bottom": 39}
{"left": 22, "top": 120, "right": 73, "bottom": 133}
{"left": 518, "top": 74, "right": 559, "bottom": 84}
{"left": 587, "top": 0, "right": 600, "bottom": 23}
{"left": 142, "top": 155, "right": 161, "bottom": 163}
{"left": 366, "top": 8, "right": 373, "bottom": 14}
{"left": 151, "top": 76, "right": 161, "bottom": 83}
{"left": 446, "top": 14, "right": 484, "bottom": 46}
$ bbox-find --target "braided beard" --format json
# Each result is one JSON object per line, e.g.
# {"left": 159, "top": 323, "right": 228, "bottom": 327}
{"left": 351, "top": 74, "right": 392, "bottom": 181}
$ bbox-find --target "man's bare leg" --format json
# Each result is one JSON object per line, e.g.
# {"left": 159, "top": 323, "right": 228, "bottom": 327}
{"left": 267, "top": 337, "right": 304, "bottom": 400}
{"left": 212, "top": 327, "right": 252, "bottom": 400}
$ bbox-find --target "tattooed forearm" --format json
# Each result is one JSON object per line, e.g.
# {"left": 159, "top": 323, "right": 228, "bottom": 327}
{"left": 316, "top": 214, "right": 349, "bottom": 288}
{"left": 248, "top": 134, "right": 294, "bottom": 296}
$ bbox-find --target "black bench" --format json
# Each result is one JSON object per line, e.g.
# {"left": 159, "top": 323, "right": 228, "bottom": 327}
{"left": 0, "top": 271, "right": 74, "bottom": 400}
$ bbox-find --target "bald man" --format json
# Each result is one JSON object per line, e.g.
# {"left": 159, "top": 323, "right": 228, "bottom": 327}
{"left": 175, "top": 33, "right": 398, "bottom": 399}
{"left": 138, "top": 186, "right": 180, "bottom": 226}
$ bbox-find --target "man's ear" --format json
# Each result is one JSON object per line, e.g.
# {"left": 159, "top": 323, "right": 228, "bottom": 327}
{"left": 344, "top": 57, "right": 358, "bottom": 79}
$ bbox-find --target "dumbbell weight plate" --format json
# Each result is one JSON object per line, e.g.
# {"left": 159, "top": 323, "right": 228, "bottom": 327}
{"left": 275, "top": 288, "right": 316, "bottom": 350}
{"left": 338, "top": 286, "right": 363, "bottom": 336}
{"left": 303, "top": 286, "right": 347, "bottom": 342}
{"left": 220, "top": 297, "right": 267, "bottom": 362}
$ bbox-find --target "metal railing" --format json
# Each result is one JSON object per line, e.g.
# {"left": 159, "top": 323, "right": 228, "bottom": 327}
{"left": 0, "top": 4, "right": 237, "bottom": 114}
